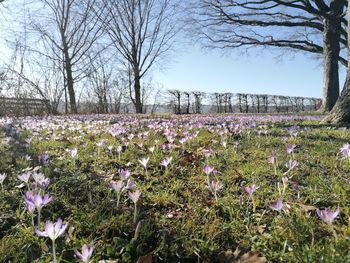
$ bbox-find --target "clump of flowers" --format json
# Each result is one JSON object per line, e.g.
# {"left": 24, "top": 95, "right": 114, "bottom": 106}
{"left": 25, "top": 192, "right": 52, "bottom": 226}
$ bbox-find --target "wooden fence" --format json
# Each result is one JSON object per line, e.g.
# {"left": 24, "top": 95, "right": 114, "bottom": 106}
{"left": 0, "top": 97, "right": 50, "bottom": 116}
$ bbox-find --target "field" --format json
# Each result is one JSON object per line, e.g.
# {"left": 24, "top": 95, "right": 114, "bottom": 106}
{"left": 1, "top": 114, "right": 350, "bottom": 263}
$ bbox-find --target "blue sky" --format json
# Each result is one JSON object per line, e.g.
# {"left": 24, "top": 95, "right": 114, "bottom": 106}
{"left": 155, "top": 45, "right": 346, "bottom": 99}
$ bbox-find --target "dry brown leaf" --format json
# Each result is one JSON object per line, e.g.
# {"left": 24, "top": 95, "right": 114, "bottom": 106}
{"left": 166, "top": 210, "right": 182, "bottom": 219}
{"left": 136, "top": 255, "right": 152, "bottom": 263}
{"left": 235, "top": 251, "right": 267, "bottom": 263}
{"left": 257, "top": 225, "right": 266, "bottom": 234}
{"left": 218, "top": 248, "right": 267, "bottom": 263}
{"left": 297, "top": 203, "right": 317, "bottom": 212}
{"left": 218, "top": 248, "right": 241, "bottom": 263}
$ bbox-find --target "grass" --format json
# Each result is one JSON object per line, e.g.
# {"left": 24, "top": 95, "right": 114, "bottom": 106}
{"left": 1, "top": 114, "right": 350, "bottom": 262}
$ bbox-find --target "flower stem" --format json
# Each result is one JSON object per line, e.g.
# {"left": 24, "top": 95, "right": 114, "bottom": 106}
{"left": 214, "top": 191, "right": 218, "bottom": 202}
{"left": 133, "top": 203, "right": 138, "bottom": 224}
{"left": 251, "top": 195, "right": 256, "bottom": 213}
{"left": 117, "top": 193, "right": 121, "bottom": 209}
{"left": 31, "top": 213, "right": 35, "bottom": 227}
{"left": 331, "top": 225, "right": 338, "bottom": 242}
{"left": 52, "top": 239, "right": 57, "bottom": 263}
{"left": 37, "top": 209, "right": 41, "bottom": 227}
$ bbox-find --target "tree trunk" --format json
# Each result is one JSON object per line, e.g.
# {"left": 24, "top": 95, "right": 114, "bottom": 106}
{"left": 323, "top": 1, "right": 349, "bottom": 123}
{"left": 66, "top": 64, "right": 77, "bottom": 114}
{"left": 62, "top": 41, "right": 77, "bottom": 114}
{"left": 320, "top": 16, "right": 341, "bottom": 112}
{"left": 133, "top": 70, "right": 143, "bottom": 114}
{"left": 186, "top": 93, "right": 190, "bottom": 114}
{"left": 177, "top": 94, "right": 181, "bottom": 114}
{"left": 322, "top": 76, "right": 350, "bottom": 123}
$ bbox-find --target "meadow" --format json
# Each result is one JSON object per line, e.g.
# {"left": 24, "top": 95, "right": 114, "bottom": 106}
{"left": 1, "top": 113, "right": 350, "bottom": 263}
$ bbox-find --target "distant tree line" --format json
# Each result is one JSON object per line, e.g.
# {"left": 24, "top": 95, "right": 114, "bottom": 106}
{"left": 166, "top": 90, "right": 321, "bottom": 115}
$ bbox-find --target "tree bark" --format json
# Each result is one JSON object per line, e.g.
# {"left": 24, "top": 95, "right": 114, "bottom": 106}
{"left": 133, "top": 68, "right": 143, "bottom": 114}
{"left": 65, "top": 63, "right": 78, "bottom": 114}
{"left": 323, "top": 1, "right": 350, "bottom": 124}
{"left": 320, "top": 16, "right": 341, "bottom": 112}
{"left": 322, "top": 74, "right": 350, "bottom": 123}
{"left": 62, "top": 36, "right": 78, "bottom": 114}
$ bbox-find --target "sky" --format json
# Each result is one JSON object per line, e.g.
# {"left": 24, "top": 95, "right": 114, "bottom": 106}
{"left": 155, "top": 44, "right": 346, "bottom": 99}
{"left": 1, "top": 1, "right": 346, "bottom": 101}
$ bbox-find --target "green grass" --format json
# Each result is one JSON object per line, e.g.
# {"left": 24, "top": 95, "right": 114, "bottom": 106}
{"left": 1, "top": 115, "right": 350, "bottom": 262}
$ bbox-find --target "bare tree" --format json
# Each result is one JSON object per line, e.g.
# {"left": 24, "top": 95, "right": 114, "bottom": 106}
{"left": 192, "top": 91, "right": 205, "bottom": 114}
{"left": 189, "top": 0, "right": 347, "bottom": 112}
{"left": 183, "top": 91, "right": 191, "bottom": 114}
{"left": 167, "top": 89, "right": 182, "bottom": 114}
{"left": 3, "top": 16, "right": 65, "bottom": 114}
{"left": 99, "top": 0, "right": 179, "bottom": 113}
{"left": 29, "top": 0, "right": 103, "bottom": 113}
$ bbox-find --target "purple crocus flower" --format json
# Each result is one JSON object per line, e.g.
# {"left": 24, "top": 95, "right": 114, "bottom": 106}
{"left": 286, "top": 144, "right": 296, "bottom": 154}
{"left": 24, "top": 191, "right": 36, "bottom": 213}
{"left": 210, "top": 180, "right": 223, "bottom": 192}
{"left": 148, "top": 146, "right": 155, "bottom": 153}
{"left": 25, "top": 192, "right": 52, "bottom": 211}
{"left": 160, "top": 157, "right": 173, "bottom": 167}
{"left": 128, "top": 189, "right": 141, "bottom": 204}
{"left": 75, "top": 242, "right": 94, "bottom": 263}
{"left": 38, "top": 153, "right": 50, "bottom": 165}
{"left": 35, "top": 218, "right": 68, "bottom": 241}
{"left": 32, "top": 172, "right": 50, "bottom": 189}
{"left": 242, "top": 184, "right": 258, "bottom": 195}
{"left": 340, "top": 143, "right": 350, "bottom": 157}
{"left": 203, "top": 165, "right": 214, "bottom": 175}
{"left": 0, "top": 173, "right": 7, "bottom": 190}
{"left": 33, "top": 193, "right": 53, "bottom": 210}
{"left": 210, "top": 180, "right": 223, "bottom": 201}
{"left": 316, "top": 207, "right": 340, "bottom": 224}
{"left": 36, "top": 218, "right": 68, "bottom": 263}
{"left": 292, "top": 182, "right": 300, "bottom": 191}
{"left": 18, "top": 172, "right": 31, "bottom": 184}
{"left": 96, "top": 139, "right": 107, "bottom": 147}
{"left": 129, "top": 189, "right": 141, "bottom": 223}
{"left": 69, "top": 148, "right": 78, "bottom": 158}
{"left": 138, "top": 157, "right": 149, "bottom": 169}
{"left": 125, "top": 179, "right": 136, "bottom": 190}
{"left": 268, "top": 150, "right": 277, "bottom": 164}
{"left": 285, "top": 160, "right": 298, "bottom": 170}
{"left": 116, "top": 145, "right": 123, "bottom": 153}
{"left": 119, "top": 169, "right": 131, "bottom": 181}
{"left": 110, "top": 180, "right": 124, "bottom": 192}
{"left": 269, "top": 198, "right": 283, "bottom": 211}
{"left": 25, "top": 192, "right": 52, "bottom": 225}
